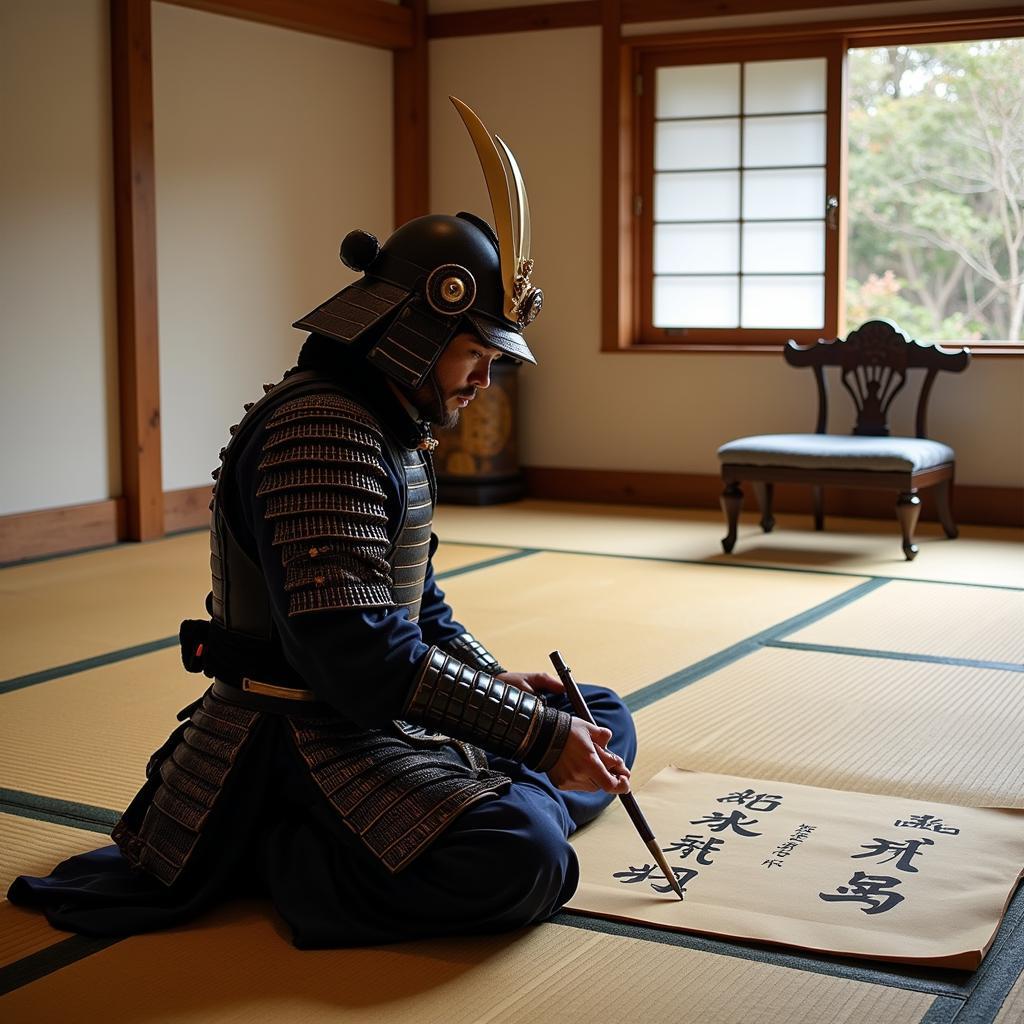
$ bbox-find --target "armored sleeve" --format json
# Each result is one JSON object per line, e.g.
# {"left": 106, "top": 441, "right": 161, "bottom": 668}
{"left": 257, "top": 391, "right": 395, "bottom": 617}
{"left": 403, "top": 647, "right": 571, "bottom": 772}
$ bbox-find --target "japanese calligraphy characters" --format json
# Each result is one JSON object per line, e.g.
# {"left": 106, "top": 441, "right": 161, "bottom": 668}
{"left": 568, "top": 768, "right": 1024, "bottom": 969}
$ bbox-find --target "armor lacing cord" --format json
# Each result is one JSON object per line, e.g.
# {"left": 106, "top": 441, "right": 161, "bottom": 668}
{"left": 404, "top": 647, "right": 571, "bottom": 771}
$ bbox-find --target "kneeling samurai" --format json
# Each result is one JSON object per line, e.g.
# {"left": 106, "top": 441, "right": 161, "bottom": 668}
{"left": 8, "top": 98, "right": 636, "bottom": 947}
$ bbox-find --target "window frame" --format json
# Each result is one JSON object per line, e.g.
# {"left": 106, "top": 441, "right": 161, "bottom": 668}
{"left": 609, "top": 15, "right": 1024, "bottom": 357}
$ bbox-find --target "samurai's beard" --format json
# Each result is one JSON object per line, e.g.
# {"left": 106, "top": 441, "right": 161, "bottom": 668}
{"left": 410, "top": 375, "right": 463, "bottom": 430}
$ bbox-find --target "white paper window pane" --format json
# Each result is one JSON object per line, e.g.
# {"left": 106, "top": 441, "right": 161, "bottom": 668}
{"left": 656, "top": 63, "right": 740, "bottom": 118}
{"left": 743, "top": 168, "right": 824, "bottom": 220}
{"left": 656, "top": 119, "right": 739, "bottom": 171}
{"left": 655, "top": 171, "right": 740, "bottom": 221}
{"left": 741, "top": 275, "right": 824, "bottom": 328}
{"left": 742, "top": 222, "right": 824, "bottom": 274}
{"left": 655, "top": 276, "right": 739, "bottom": 328}
{"left": 656, "top": 223, "right": 739, "bottom": 274}
{"left": 744, "top": 114, "right": 825, "bottom": 167}
{"left": 744, "top": 58, "right": 826, "bottom": 114}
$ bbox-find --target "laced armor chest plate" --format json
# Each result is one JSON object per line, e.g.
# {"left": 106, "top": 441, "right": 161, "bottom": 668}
{"left": 113, "top": 376, "right": 509, "bottom": 882}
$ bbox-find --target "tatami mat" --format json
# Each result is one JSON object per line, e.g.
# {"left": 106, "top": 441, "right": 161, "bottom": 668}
{"left": 3, "top": 501, "right": 1023, "bottom": 1020}
{"left": 436, "top": 500, "right": 1024, "bottom": 588}
{"left": 787, "top": 580, "right": 1024, "bottom": 664}
{"left": 0, "top": 814, "right": 105, "bottom": 895}
{"left": 0, "top": 903, "right": 73, "bottom": 971}
{"left": 0, "top": 648, "right": 205, "bottom": 810}
{"left": 0, "top": 533, "right": 210, "bottom": 682}
{"left": 0, "top": 533, "right": 512, "bottom": 683}
{"left": 996, "top": 966, "right": 1024, "bottom": 1023}
{"left": 0, "top": 554, "right": 862, "bottom": 811}
{"left": 0, "top": 904, "right": 936, "bottom": 1024}
{"left": 630, "top": 646, "right": 1024, "bottom": 808}
{"left": 0, "top": 816, "right": 109, "bottom": 968}
{"left": 439, "top": 551, "right": 864, "bottom": 695}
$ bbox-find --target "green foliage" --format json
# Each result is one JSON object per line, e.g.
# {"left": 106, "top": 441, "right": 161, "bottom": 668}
{"left": 846, "top": 39, "right": 1024, "bottom": 341}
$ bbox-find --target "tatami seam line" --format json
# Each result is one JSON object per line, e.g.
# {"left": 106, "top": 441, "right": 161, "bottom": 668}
{"left": 0, "top": 550, "right": 543, "bottom": 696}
{"left": 0, "top": 789, "right": 118, "bottom": 834}
{"left": 441, "top": 539, "right": 1024, "bottom": 592}
{"left": 764, "top": 640, "right": 1024, "bottom": 674}
{"left": 0, "top": 637, "right": 180, "bottom": 696}
{"left": 624, "top": 577, "right": 889, "bottom": 712}
{"left": 0, "top": 935, "right": 121, "bottom": 998}
{"left": 5, "top": 532, "right": 1020, "bottom": 592}
{"left": 551, "top": 914, "right": 970, "bottom": 998}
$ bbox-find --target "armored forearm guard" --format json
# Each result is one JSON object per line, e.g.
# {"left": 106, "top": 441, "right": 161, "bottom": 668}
{"left": 405, "top": 647, "right": 571, "bottom": 772}
{"left": 444, "top": 632, "right": 506, "bottom": 676}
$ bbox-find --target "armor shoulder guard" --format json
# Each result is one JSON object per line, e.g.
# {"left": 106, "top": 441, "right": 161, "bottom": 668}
{"left": 257, "top": 389, "right": 396, "bottom": 617}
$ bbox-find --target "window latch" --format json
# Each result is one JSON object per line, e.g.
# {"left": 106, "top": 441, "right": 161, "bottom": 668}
{"left": 826, "top": 195, "right": 839, "bottom": 230}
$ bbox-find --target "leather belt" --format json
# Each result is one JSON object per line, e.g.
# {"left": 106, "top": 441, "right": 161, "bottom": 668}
{"left": 212, "top": 677, "right": 327, "bottom": 715}
{"left": 242, "top": 677, "right": 316, "bottom": 701}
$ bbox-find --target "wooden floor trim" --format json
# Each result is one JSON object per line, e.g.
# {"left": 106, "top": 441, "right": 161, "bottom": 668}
{"left": 0, "top": 473, "right": 1018, "bottom": 565}
{"left": 523, "top": 467, "right": 1024, "bottom": 528}
{"left": 163, "top": 485, "right": 213, "bottom": 534}
{"left": 0, "top": 500, "right": 126, "bottom": 565}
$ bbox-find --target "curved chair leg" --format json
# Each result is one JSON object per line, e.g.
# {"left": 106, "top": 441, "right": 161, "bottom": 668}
{"left": 720, "top": 482, "right": 743, "bottom": 553}
{"left": 935, "top": 478, "right": 959, "bottom": 539}
{"left": 753, "top": 482, "right": 775, "bottom": 533}
{"left": 812, "top": 486, "right": 824, "bottom": 531}
{"left": 897, "top": 490, "right": 921, "bottom": 560}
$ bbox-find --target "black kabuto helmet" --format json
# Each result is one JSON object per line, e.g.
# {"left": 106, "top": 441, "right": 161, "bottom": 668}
{"left": 293, "top": 97, "right": 542, "bottom": 390}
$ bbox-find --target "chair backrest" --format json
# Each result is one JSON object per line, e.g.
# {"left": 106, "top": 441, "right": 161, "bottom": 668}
{"left": 783, "top": 319, "right": 970, "bottom": 438}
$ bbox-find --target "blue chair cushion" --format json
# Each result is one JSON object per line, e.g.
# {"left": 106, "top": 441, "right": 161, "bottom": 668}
{"left": 717, "top": 433, "right": 955, "bottom": 473}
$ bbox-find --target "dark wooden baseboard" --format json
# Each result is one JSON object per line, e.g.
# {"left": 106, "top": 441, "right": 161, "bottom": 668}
{"left": 164, "top": 485, "right": 213, "bottom": 534}
{"left": 0, "top": 498, "right": 126, "bottom": 564}
{"left": 523, "top": 467, "right": 1024, "bottom": 528}
{"left": 1, "top": 472, "right": 1019, "bottom": 564}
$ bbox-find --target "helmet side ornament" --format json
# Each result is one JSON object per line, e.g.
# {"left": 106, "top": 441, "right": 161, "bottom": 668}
{"left": 450, "top": 98, "right": 542, "bottom": 328}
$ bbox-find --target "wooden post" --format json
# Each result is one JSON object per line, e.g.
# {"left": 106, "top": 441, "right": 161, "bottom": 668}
{"left": 600, "top": 0, "right": 633, "bottom": 352}
{"left": 111, "top": 0, "right": 164, "bottom": 540}
{"left": 394, "top": 0, "right": 429, "bottom": 225}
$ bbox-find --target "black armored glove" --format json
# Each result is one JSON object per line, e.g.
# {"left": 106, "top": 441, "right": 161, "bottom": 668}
{"left": 404, "top": 647, "right": 571, "bottom": 772}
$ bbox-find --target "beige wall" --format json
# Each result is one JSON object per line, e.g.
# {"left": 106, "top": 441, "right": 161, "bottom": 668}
{"left": 152, "top": 3, "right": 393, "bottom": 491}
{"left": 429, "top": 14, "right": 1024, "bottom": 488}
{"left": 0, "top": 0, "right": 119, "bottom": 516}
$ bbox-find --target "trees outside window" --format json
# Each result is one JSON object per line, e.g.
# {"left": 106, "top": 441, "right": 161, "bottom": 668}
{"left": 847, "top": 39, "right": 1023, "bottom": 345}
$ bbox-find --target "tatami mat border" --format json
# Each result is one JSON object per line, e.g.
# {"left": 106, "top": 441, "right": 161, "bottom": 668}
{"left": 625, "top": 577, "right": 888, "bottom": 712}
{"left": 0, "top": 790, "right": 117, "bottom": 835}
{"left": 766, "top": 640, "right": 1024, "bottom": 674}
{"left": 6, "top": 533, "right": 1022, "bottom": 593}
{"left": 0, "top": 935, "right": 121, "bottom": 998}
{"left": 443, "top": 540, "right": 1024, "bottom": 593}
{"left": 556, "top": 882, "right": 1024, "bottom": 1016}
{"left": 553, "top": 913, "right": 967, "bottom": 998}
{"left": 431, "top": 548, "right": 539, "bottom": 579}
{"left": 0, "top": 638, "right": 179, "bottom": 696}
{"left": 0, "top": 550, "right": 541, "bottom": 696}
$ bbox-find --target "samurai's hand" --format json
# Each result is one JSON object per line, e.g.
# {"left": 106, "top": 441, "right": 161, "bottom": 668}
{"left": 495, "top": 670, "right": 564, "bottom": 697}
{"left": 547, "top": 718, "right": 631, "bottom": 794}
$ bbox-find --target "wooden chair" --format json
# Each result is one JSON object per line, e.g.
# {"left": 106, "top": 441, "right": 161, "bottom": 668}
{"left": 717, "top": 319, "right": 970, "bottom": 561}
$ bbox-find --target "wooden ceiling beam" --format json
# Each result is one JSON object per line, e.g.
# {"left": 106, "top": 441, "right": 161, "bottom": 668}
{"left": 429, "top": 0, "right": 1021, "bottom": 38}
{"left": 428, "top": 1, "right": 599, "bottom": 40}
{"left": 165, "top": 0, "right": 414, "bottom": 50}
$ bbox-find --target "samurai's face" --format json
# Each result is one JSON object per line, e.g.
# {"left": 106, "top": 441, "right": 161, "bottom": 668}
{"left": 415, "top": 332, "right": 500, "bottom": 428}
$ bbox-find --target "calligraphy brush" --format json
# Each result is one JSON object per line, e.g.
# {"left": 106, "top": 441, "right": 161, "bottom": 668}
{"left": 549, "top": 650, "right": 685, "bottom": 901}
